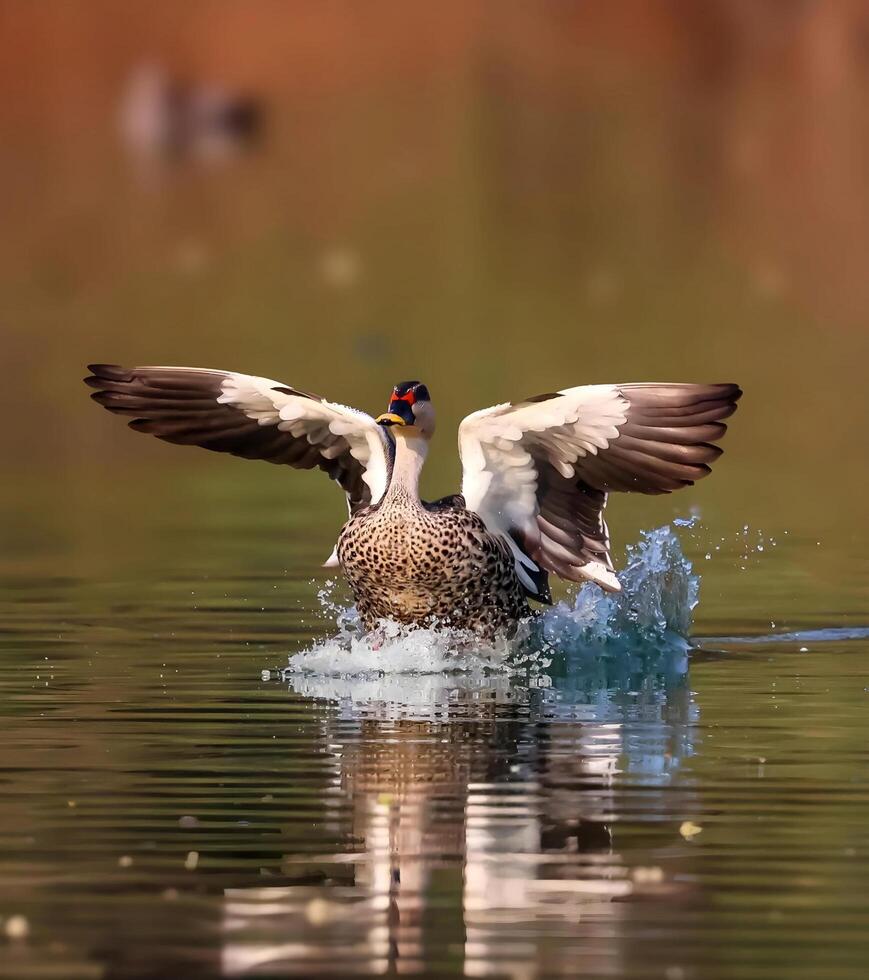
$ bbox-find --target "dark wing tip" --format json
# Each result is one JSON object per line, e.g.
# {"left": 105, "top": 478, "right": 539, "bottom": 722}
{"left": 709, "top": 383, "right": 742, "bottom": 425}
{"left": 717, "top": 383, "right": 742, "bottom": 404}
{"left": 86, "top": 363, "right": 131, "bottom": 379}
{"left": 709, "top": 382, "right": 742, "bottom": 411}
{"left": 85, "top": 364, "right": 136, "bottom": 390}
{"left": 89, "top": 389, "right": 115, "bottom": 407}
{"left": 697, "top": 382, "right": 742, "bottom": 399}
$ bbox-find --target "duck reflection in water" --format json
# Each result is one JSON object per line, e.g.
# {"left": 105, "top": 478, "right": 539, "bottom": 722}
{"left": 221, "top": 646, "right": 700, "bottom": 978}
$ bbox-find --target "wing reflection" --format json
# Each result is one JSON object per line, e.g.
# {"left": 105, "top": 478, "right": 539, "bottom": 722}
{"left": 222, "top": 648, "right": 698, "bottom": 977}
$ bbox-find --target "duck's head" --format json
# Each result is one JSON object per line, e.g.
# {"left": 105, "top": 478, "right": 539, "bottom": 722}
{"left": 376, "top": 381, "right": 434, "bottom": 438}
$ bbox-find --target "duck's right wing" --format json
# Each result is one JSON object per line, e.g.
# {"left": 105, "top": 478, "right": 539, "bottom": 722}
{"left": 85, "top": 364, "right": 391, "bottom": 511}
{"left": 459, "top": 383, "right": 741, "bottom": 593}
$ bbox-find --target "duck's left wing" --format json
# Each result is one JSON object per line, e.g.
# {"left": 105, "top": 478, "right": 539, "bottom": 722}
{"left": 85, "top": 364, "right": 390, "bottom": 511}
{"left": 458, "top": 383, "right": 741, "bottom": 593}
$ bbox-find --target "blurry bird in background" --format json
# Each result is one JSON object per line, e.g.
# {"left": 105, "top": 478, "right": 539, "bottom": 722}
{"left": 119, "top": 62, "right": 264, "bottom": 167}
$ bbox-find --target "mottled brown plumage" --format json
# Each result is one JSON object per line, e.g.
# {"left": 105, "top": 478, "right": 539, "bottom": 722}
{"left": 338, "top": 491, "right": 530, "bottom": 637}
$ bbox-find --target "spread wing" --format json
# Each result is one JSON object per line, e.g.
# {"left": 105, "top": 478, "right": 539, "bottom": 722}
{"left": 85, "top": 364, "right": 391, "bottom": 511}
{"left": 459, "top": 383, "right": 741, "bottom": 592}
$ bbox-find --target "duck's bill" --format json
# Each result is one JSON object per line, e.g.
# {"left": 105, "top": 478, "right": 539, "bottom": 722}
{"left": 375, "top": 411, "right": 408, "bottom": 426}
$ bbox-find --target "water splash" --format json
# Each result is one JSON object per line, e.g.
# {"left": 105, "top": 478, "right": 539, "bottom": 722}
{"left": 284, "top": 617, "right": 515, "bottom": 677}
{"left": 540, "top": 524, "right": 699, "bottom": 654}
{"left": 284, "top": 524, "right": 698, "bottom": 679}
{"left": 279, "top": 525, "right": 700, "bottom": 778}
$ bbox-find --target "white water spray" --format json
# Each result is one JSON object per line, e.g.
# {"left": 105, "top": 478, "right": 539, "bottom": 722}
{"left": 284, "top": 524, "right": 699, "bottom": 678}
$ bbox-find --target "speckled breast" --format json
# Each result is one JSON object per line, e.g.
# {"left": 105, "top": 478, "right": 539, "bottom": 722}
{"left": 336, "top": 500, "right": 530, "bottom": 635}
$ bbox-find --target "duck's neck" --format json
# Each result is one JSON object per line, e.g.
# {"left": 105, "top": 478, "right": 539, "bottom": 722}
{"left": 383, "top": 433, "right": 428, "bottom": 510}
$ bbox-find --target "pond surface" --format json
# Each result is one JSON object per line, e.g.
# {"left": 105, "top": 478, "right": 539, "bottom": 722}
{"left": 2, "top": 4, "right": 869, "bottom": 977}
{"left": 1, "top": 474, "right": 867, "bottom": 979}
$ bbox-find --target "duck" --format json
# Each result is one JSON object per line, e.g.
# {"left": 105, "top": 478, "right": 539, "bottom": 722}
{"left": 119, "top": 63, "right": 263, "bottom": 165}
{"left": 85, "top": 365, "right": 741, "bottom": 639}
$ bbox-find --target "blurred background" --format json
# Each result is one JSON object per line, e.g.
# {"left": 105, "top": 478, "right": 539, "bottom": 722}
{"left": 1, "top": 0, "right": 868, "bottom": 601}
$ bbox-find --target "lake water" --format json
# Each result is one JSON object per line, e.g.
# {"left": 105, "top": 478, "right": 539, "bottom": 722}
{"left": 2, "top": 4, "right": 869, "bottom": 977}
{"left": 2, "top": 475, "right": 867, "bottom": 979}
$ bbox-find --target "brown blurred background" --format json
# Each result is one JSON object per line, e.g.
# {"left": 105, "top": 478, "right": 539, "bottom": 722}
{"left": 1, "top": 0, "right": 867, "bottom": 585}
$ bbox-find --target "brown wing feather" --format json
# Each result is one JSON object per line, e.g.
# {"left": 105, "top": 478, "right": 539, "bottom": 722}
{"left": 84, "top": 364, "right": 374, "bottom": 508}
{"left": 571, "top": 384, "right": 741, "bottom": 495}
{"left": 530, "top": 383, "right": 741, "bottom": 586}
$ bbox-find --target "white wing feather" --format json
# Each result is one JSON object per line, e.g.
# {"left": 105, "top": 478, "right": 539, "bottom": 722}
{"left": 459, "top": 381, "right": 740, "bottom": 592}
{"left": 86, "top": 364, "right": 392, "bottom": 573}
{"left": 459, "top": 385, "right": 629, "bottom": 591}
{"left": 216, "top": 372, "right": 390, "bottom": 504}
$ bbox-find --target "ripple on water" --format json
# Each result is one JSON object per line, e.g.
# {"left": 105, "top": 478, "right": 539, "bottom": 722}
{"left": 3, "top": 517, "right": 868, "bottom": 980}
